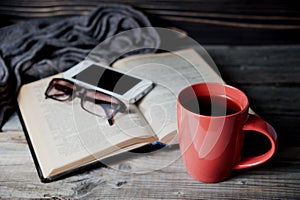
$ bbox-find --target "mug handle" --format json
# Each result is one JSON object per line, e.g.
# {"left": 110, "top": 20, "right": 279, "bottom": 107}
{"left": 233, "top": 115, "right": 278, "bottom": 170}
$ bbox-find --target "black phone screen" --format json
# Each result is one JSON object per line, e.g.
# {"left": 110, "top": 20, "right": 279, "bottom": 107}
{"left": 72, "top": 64, "right": 141, "bottom": 95}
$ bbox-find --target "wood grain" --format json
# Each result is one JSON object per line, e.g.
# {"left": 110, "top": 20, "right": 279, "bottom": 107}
{"left": 0, "top": 130, "right": 299, "bottom": 199}
{"left": 0, "top": 0, "right": 300, "bottom": 44}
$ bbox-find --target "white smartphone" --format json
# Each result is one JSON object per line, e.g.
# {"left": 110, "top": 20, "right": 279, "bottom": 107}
{"left": 63, "top": 60, "right": 154, "bottom": 103}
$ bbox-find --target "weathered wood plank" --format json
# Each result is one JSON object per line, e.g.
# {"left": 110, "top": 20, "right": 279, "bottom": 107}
{"left": 0, "top": 130, "right": 299, "bottom": 199}
{"left": 1, "top": 0, "right": 300, "bottom": 44}
{"left": 206, "top": 45, "right": 300, "bottom": 69}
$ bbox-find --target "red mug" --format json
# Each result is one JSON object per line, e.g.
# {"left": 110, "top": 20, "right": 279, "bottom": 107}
{"left": 177, "top": 82, "right": 278, "bottom": 183}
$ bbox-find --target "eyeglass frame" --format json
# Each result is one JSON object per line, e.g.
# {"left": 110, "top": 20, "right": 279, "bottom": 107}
{"left": 44, "top": 78, "right": 127, "bottom": 125}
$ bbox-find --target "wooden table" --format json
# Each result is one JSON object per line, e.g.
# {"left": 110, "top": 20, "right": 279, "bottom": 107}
{"left": 1, "top": 45, "right": 299, "bottom": 199}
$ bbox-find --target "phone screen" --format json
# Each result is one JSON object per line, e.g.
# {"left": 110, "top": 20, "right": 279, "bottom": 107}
{"left": 72, "top": 64, "right": 141, "bottom": 95}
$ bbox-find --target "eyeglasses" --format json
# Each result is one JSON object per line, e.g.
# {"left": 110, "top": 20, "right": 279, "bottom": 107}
{"left": 44, "top": 78, "right": 126, "bottom": 125}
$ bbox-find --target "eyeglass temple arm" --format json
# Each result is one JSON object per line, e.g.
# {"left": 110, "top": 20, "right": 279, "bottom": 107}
{"left": 100, "top": 104, "right": 116, "bottom": 126}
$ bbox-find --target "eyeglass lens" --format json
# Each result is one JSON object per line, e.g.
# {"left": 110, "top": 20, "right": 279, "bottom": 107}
{"left": 82, "top": 90, "right": 121, "bottom": 120}
{"left": 45, "top": 78, "right": 125, "bottom": 125}
{"left": 46, "top": 79, "right": 75, "bottom": 101}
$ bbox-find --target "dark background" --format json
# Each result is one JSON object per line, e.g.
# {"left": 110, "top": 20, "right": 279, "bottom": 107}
{"left": 1, "top": 0, "right": 300, "bottom": 44}
{"left": 1, "top": 0, "right": 299, "bottom": 146}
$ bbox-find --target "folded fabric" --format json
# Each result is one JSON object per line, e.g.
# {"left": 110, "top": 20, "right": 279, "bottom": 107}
{"left": 0, "top": 4, "right": 160, "bottom": 129}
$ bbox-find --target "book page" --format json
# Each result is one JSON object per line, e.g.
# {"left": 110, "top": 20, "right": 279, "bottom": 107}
{"left": 113, "top": 49, "right": 224, "bottom": 144}
{"left": 17, "top": 75, "right": 157, "bottom": 178}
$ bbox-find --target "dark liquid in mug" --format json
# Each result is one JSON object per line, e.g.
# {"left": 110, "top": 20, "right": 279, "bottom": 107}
{"left": 182, "top": 95, "right": 241, "bottom": 116}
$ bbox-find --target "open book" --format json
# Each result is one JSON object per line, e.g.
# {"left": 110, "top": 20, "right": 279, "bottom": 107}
{"left": 17, "top": 48, "right": 224, "bottom": 182}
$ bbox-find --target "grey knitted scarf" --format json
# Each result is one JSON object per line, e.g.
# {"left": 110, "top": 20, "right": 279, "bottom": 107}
{"left": 0, "top": 4, "right": 160, "bottom": 129}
